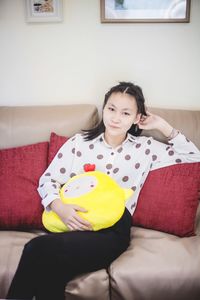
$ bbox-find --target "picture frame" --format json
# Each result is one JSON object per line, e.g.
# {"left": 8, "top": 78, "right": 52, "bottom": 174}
{"left": 100, "top": 0, "right": 191, "bottom": 23}
{"left": 25, "top": 0, "right": 63, "bottom": 23}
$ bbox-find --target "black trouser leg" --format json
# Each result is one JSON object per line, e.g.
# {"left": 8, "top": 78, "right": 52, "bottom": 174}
{"left": 7, "top": 209, "right": 132, "bottom": 300}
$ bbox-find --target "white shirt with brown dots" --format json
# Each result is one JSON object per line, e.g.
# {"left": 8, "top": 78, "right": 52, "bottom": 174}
{"left": 38, "top": 132, "right": 200, "bottom": 214}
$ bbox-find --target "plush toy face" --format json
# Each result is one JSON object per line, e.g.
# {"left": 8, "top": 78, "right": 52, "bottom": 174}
{"left": 63, "top": 176, "right": 97, "bottom": 198}
{"left": 42, "top": 170, "right": 133, "bottom": 232}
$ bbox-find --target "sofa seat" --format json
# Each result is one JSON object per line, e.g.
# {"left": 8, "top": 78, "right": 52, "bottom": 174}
{"left": 110, "top": 226, "right": 200, "bottom": 300}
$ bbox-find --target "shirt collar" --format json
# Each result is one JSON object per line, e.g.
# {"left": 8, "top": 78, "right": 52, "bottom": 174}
{"left": 93, "top": 133, "right": 136, "bottom": 148}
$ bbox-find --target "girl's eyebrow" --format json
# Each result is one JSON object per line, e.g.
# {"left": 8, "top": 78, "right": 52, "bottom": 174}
{"left": 108, "top": 103, "right": 132, "bottom": 112}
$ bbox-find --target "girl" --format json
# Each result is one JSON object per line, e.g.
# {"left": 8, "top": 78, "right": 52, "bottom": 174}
{"left": 7, "top": 82, "right": 200, "bottom": 300}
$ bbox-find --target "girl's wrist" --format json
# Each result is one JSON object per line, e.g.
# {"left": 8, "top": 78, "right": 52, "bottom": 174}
{"left": 157, "top": 119, "right": 173, "bottom": 138}
{"left": 166, "top": 128, "right": 179, "bottom": 140}
{"left": 50, "top": 198, "right": 63, "bottom": 213}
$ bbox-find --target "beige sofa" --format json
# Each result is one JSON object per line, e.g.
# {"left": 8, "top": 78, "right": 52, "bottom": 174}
{"left": 0, "top": 104, "right": 200, "bottom": 300}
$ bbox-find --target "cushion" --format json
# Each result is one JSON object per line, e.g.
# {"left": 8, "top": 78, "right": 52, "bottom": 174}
{"left": 132, "top": 163, "right": 200, "bottom": 237}
{"left": 0, "top": 142, "right": 49, "bottom": 230}
{"left": 48, "top": 132, "right": 68, "bottom": 164}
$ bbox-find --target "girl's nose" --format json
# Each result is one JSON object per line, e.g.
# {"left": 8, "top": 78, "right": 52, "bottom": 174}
{"left": 112, "top": 113, "right": 120, "bottom": 123}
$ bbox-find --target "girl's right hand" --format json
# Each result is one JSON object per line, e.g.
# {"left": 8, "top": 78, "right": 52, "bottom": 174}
{"left": 50, "top": 199, "right": 93, "bottom": 231}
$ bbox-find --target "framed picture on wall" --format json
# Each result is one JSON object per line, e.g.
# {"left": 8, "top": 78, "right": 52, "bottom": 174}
{"left": 25, "top": 0, "right": 63, "bottom": 23}
{"left": 100, "top": 0, "right": 191, "bottom": 23}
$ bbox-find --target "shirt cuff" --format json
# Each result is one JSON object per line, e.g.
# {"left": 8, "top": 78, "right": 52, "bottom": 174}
{"left": 42, "top": 194, "right": 61, "bottom": 211}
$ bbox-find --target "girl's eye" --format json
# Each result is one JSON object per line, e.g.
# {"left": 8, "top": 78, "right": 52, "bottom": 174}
{"left": 123, "top": 112, "right": 130, "bottom": 116}
{"left": 108, "top": 107, "right": 114, "bottom": 111}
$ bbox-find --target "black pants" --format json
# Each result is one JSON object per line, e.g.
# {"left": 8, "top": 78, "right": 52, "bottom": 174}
{"left": 7, "top": 208, "right": 132, "bottom": 300}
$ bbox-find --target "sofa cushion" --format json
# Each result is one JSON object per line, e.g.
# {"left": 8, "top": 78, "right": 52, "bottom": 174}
{"left": 0, "top": 142, "right": 48, "bottom": 230}
{"left": 132, "top": 163, "right": 200, "bottom": 237}
{"left": 48, "top": 132, "right": 68, "bottom": 164}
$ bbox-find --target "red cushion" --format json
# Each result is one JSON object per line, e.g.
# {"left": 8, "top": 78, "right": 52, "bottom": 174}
{"left": 48, "top": 132, "right": 68, "bottom": 164}
{"left": 0, "top": 142, "right": 49, "bottom": 230}
{"left": 132, "top": 163, "right": 200, "bottom": 237}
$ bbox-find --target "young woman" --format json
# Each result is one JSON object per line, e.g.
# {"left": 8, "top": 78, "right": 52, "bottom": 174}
{"left": 7, "top": 82, "right": 200, "bottom": 300}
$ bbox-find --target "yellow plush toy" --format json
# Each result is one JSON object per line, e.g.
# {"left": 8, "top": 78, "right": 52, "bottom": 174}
{"left": 42, "top": 164, "right": 133, "bottom": 232}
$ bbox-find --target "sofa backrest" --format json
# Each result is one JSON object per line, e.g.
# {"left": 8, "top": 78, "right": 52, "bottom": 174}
{"left": 0, "top": 105, "right": 199, "bottom": 150}
{"left": 0, "top": 104, "right": 99, "bottom": 149}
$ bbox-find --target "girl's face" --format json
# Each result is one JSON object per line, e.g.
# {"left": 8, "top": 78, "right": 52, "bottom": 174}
{"left": 103, "top": 92, "right": 141, "bottom": 141}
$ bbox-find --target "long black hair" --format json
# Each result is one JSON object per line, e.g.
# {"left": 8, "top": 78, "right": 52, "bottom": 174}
{"left": 83, "top": 81, "right": 147, "bottom": 141}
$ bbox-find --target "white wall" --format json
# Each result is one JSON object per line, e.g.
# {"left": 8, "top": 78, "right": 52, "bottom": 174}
{"left": 0, "top": 0, "right": 200, "bottom": 109}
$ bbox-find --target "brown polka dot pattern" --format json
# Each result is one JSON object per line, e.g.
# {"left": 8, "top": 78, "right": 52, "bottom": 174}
{"left": 168, "top": 150, "right": 174, "bottom": 156}
{"left": 147, "top": 140, "right": 151, "bottom": 145}
{"left": 57, "top": 153, "right": 63, "bottom": 159}
{"left": 113, "top": 168, "right": 119, "bottom": 174}
{"left": 70, "top": 173, "right": 76, "bottom": 178}
{"left": 135, "top": 163, "right": 140, "bottom": 169}
{"left": 52, "top": 184, "right": 57, "bottom": 189}
{"left": 45, "top": 172, "right": 51, "bottom": 176}
{"left": 97, "top": 154, "right": 103, "bottom": 159}
{"left": 175, "top": 159, "right": 182, "bottom": 163}
{"left": 152, "top": 155, "right": 157, "bottom": 161}
{"left": 125, "top": 154, "right": 131, "bottom": 160}
{"left": 51, "top": 179, "right": 56, "bottom": 183}
{"left": 166, "top": 146, "right": 170, "bottom": 151}
{"left": 40, "top": 183, "right": 44, "bottom": 187}
{"left": 111, "top": 152, "right": 114, "bottom": 155}
{"left": 145, "top": 149, "right": 150, "bottom": 155}
{"left": 122, "top": 176, "right": 129, "bottom": 182}
{"left": 131, "top": 186, "right": 136, "bottom": 191}
{"left": 76, "top": 151, "right": 81, "bottom": 157}
{"left": 131, "top": 203, "right": 136, "bottom": 209}
{"left": 117, "top": 147, "right": 123, "bottom": 153}
{"left": 60, "top": 168, "right": 66, "bottom": 174}
{"left": 72, "top": 148, "right": 75, "bottom": 154}
{"left": 136, "top": 143, "right": 141, "bottom": 148}
{"left": 89, "top": 144, "right": 94, "bottom": 149}
{"left": 106, "top": 164, "right": 112, "bottom": 169}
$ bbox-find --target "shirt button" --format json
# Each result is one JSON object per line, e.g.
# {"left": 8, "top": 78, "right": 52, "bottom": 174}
{"left": 107, "top": 171, "right": 110, "bottom": 174}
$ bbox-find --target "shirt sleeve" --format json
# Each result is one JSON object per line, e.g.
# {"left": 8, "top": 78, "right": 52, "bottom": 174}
{"left": 37, "top": 136, "right": 76, "bottom": 210}
{"left": 150, "top": 132, "right": 200, "bottom": 170}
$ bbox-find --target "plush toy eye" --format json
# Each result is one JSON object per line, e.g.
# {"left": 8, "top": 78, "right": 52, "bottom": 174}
{"left": 65, "top": 189, "right": 68, "bottom": 192}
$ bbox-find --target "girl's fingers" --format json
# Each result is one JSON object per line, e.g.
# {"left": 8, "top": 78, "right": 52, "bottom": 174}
{"left": 74, "top": 214, "right": 92, "bottom": 228}
{"left": 68, "top": 215, "right": 92, "bottom": 231}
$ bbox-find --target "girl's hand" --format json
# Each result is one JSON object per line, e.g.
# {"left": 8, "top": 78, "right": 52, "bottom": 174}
{"left": 138, "top": 111, "right": 174, "bottom": 138}
{"left": 50, "top": 199, "right": 93, "bottom": 231}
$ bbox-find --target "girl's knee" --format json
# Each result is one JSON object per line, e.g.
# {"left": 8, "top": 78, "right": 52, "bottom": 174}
{"left": 23, "top": 235, "right": 48, "bottom": 257}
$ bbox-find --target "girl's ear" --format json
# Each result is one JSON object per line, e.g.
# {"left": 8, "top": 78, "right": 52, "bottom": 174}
{"left": 134, "top": 113, "right": 141, "bottom": 125}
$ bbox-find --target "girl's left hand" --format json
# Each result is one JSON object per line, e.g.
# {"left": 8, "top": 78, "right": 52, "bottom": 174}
{"left": 138, "top": 112, "right": 173, "bottom": 138}
{"left": 138, "top": 112, "right": 164, "bottom": 131}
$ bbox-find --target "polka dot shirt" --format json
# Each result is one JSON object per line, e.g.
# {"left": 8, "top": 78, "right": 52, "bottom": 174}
{"left": 38, "top": 132, "right": 200, "bottom": 214}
